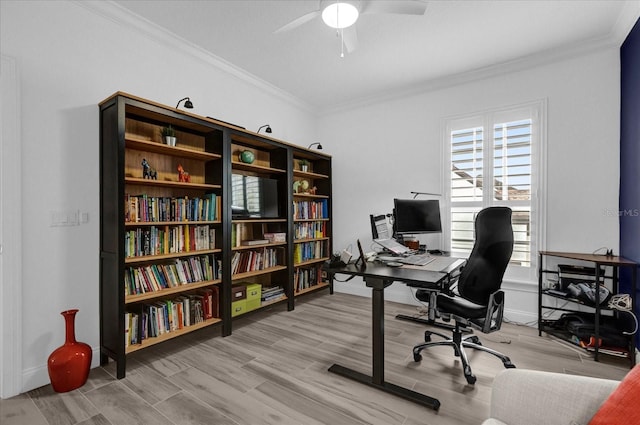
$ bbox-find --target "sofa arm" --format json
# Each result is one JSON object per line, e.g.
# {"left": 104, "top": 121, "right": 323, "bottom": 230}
{"left": 484, "top": 369, "right": 619, "bottom": 425}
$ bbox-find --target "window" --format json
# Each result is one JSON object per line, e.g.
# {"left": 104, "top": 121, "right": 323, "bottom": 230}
{"left": 231, "top": 174, "right": 261, "bottom": 215}
{"left": 445, "top": 101, "right": 545, "bottom": 281}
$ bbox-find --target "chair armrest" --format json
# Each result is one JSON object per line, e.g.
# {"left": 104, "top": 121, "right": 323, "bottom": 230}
{"left": 486, "top": 369, "right": 618, "bottom": 425}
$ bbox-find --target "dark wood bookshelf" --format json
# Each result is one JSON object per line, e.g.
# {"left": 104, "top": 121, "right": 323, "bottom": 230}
{"left": 99, "top": 92, "right": 333, "bottom": 378}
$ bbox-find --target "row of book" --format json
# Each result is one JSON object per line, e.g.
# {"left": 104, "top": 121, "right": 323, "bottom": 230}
{"left": 231, "top": 247, "right": 282, "bottom": 275}
{"left": 294, "top": 266, "right": 324, "bottom": 292}
{"left": 124, "top": 225, "right": 215, "bottom": 258}
{"left": 293, "top": 199, "right": 329, "bottom": 220}
{"left": 294, "top": 240, "right": 327, "bottom": 263}
{"left": 124, "top": 255, "right": 221, "bottom": 296}
{"left": 261, "top": 286, "right": 285, "bottom": 303}
{"left": 293, "top": 220, "right": 328, "bottom": 240}
{"left": 125, "top": 193, "right": 220, "bottom": 223}
{"left": 125, "top": 287, "right": 218, "bottom": 346}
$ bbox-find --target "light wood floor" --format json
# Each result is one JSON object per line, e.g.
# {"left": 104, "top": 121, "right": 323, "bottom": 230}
{"left": 1, "top": 292, "right": 631, "bottom": 425}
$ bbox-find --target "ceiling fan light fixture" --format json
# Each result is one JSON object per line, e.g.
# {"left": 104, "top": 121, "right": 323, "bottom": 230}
{"left": 322, "top": 2, "right": 359, "bottom": 29}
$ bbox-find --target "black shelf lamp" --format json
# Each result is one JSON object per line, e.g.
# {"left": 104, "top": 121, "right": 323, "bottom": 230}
{"left": 176, "top": 97, "right": 194, "bottom": 109}
{"left": 308, "top": 142, "right": 323, "bottom": 150}
{"left": 257, "top": 124, "right": 272, "bottom": 134}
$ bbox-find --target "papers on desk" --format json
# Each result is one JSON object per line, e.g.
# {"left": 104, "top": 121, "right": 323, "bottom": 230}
{"left": 375, "top": 254, "right": 464, "bottom": 272}
{"left": 425, "top": 257, "right": 465, "bottom": 272}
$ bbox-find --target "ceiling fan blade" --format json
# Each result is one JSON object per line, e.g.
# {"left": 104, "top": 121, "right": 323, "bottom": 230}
{"left": 274, "top": 10, "right": 321, "bottom": 34}
{"left": 360, "top": 0, "right": 428, "bottom": 15}
{"left": 343, "top": 26, "right": 358, "bottom": 53}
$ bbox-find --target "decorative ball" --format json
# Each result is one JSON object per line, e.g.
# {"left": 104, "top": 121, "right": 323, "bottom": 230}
{"left": 300, "top": 180, "right": 310, "bottom": 191}
{"left": 239, "top": 150, "right": 255, "bottom": 164}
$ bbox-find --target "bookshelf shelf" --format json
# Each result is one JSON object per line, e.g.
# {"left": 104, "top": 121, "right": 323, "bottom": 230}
{"left": 125, "top": 220, "right": 221, "bottom": 227}
{"left": 231, "top": 160, "right": 286, "bottom": 174}
{"left": 232, "top": 242, "right": 287, "bottom": 251}
{"left": 294, "top": 257, "right": 329, "bottom": 267}
{"left": 125, "top": 280, "right": 222, "bottom": 304}
{"left": 124, "top": 249, "right": 221, "bottom": 264}
{"left": 293, "top": 170, "right": 329, "bottom": 179}
{"left": 293, "top": 193, "right": 330, "bottom": 199}
{"left": 125, "top": 317, "right": 223, "bottom": 354}
{"left": 295, "top": 282, "right": 330, "bottom": 296}
{"left": 232, "top": 218, "right": 287, "bottom": 224}
{"left": 126, "top": 135, "right": 221, "bottom": 161}
{"left": 294, "top": 237, "right": 330, "bottom": 243}
{"left": 100, "top": 92, "right": 332, "bottom": 379}
{"left": 231, "top": 265, "right": 288, "bottom": 281}
{"left": 124, "top": 177, "right": 221, "bottom": 190}
{"left": 259, "top": 295, "right": 288, "bottom": 308}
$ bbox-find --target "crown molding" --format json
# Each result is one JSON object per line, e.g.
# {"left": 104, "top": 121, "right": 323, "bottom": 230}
{"left": 76, "top": 1, "right": 316, "bottom": 114}
{"left": 319, "top": 34, "right": 619, "bottom": 117}
{"left": 76, "top": 1, "right": 636, "bottom": 118}
{"left": 611, "top": 0, "right": 640, "bottom": 45}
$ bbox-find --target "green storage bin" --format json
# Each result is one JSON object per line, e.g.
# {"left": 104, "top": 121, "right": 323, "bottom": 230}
{"left": 231, "top": 299, "right": 247, "bottom": 317}
{"left": 245, "top": 283, "right": 262, "bottom": 312}
{"left": 246, "top": 283, "right": 262, "bottom": 301}
{"left": 246, "top": 298, "right": 261, "bottom": 311}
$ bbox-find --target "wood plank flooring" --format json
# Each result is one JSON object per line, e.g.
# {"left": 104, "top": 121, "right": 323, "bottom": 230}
{"left": 1, "top": 292, "right": 631, "bottom": 425}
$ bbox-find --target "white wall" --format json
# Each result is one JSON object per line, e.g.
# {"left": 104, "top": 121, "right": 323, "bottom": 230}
{"left": 320, "top": 47, "right": 621, "bottom": 324}
{"left": 0, "top": 0, "right": 317, "bottom": 395}
{"left": 0, "top": 0, "right": 625, "bottom": 395}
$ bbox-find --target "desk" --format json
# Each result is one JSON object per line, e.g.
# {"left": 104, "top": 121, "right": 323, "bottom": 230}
{"left": 325, "top": 262, "right": 447, "bottom": 411}
{"left": 538, "top": 251, "right": 638, "bottom": 366}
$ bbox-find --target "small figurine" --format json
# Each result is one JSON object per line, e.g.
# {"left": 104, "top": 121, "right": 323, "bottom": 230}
{"left": 141, "top": 159, "right": 157, "bottom": 180}
{"left": 309, "top": 186, "right": 318, "bottom": 195}
{"left": 177, "top": 164, "right": 191, "bottom": 183}
{"left": 293, "top": 180, "right": 312, "bottom": 194}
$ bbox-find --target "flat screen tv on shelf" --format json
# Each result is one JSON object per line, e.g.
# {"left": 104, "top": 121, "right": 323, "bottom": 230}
{"left": 231, "top": 174, "right": 279, "bottom": 218}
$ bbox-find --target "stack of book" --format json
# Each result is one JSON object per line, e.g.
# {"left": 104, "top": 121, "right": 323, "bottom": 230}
{"left": 261, "top": 286, "right": 285, "bottom": 304}
{"left": 264, "top": 232, "right": 286, "bottom": 243}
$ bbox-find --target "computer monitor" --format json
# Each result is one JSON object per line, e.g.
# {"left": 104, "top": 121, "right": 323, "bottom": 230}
{"left": 393, "top": 199, "right": 442, "bottom": 235}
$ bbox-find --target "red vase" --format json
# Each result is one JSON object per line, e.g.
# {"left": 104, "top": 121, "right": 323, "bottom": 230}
{"left": 47, "top": 309, "right": 92, "bottom": 392}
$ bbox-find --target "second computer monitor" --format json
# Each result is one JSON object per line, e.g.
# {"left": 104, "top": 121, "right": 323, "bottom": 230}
{"left": 393, "top": 199, "right": 442, "bottom": 235}
{"left": 370, "top": 214, "right": 390, "bottom": 240}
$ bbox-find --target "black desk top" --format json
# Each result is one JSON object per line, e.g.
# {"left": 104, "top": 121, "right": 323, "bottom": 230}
{"left": 325, "top": 262, "right": 447, "bottom": 287}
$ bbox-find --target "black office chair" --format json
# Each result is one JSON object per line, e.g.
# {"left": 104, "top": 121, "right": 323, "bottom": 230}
{"left": 412, "top": 207, "right": 516, "bottom": 384}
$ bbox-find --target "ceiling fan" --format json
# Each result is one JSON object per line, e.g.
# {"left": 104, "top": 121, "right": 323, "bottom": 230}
{"left": 274, "top": 0, "right": 428, "bottom": 56}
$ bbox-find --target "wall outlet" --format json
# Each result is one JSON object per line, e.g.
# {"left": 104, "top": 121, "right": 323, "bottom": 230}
{"left": 50, "top": 210, "right": 79, "bottom": 227}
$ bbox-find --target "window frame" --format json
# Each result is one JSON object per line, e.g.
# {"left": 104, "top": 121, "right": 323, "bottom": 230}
{"left": 442, "top": 100, "right": 547, "bottom": 283}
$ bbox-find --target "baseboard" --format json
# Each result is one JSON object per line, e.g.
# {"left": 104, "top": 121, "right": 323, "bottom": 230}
{"left": 333, "top": 281, "right": 538, "bottom": 329}
{"left": 17, "top": 347, "right": 101, "bottom": 396}
{"left": 502, "top": 308, "right": 538, "bottom": 327}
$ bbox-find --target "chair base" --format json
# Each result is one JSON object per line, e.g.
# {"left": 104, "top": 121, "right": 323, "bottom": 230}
{"left": 412, "top": 326, "right": 515, "bottom": 385}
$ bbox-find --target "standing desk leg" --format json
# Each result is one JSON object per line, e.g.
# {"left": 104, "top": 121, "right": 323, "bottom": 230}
{"left": 371, "top": 279, "right": 385, "bottom": 385}
{"left": 328, "top": 277, "right": 440, "bottom": 410}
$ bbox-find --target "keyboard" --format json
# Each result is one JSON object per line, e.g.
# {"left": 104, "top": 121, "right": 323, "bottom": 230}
{"left": 398, "top": 254, "right": 435, "bottom": 266}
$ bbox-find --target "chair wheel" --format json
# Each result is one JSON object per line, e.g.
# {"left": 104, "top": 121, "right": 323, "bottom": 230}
{"left": 504, "top": 361, "right": 516, "bottom": 369}
{"left": 413, "top": 353, "right": 422, "bottom": 362}
{"left": 424, "top": 335, "right": 431, "bottom": 342}
{"left": 463, "top": 365, "right": 476, "bottom": 384}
